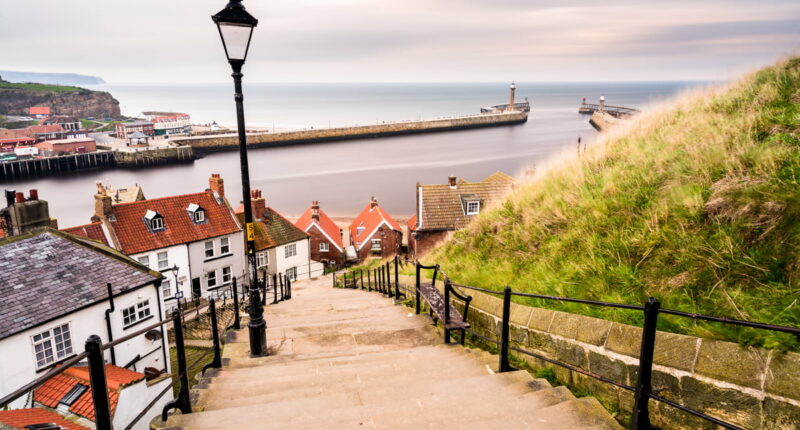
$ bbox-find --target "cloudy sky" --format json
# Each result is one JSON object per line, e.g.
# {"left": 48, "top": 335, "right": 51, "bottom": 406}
{"left": 1, "top": 0, "right": 798, "bottom": 83}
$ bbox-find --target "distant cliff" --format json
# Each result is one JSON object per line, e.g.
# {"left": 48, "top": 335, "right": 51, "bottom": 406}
{"left": 0, "top": 78, "right": 120, "bottom": 118}
{"left": 0, "top": 70, "right": 105, "bottom": 85}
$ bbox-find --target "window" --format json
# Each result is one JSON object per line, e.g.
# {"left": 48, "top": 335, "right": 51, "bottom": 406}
{"left": 162, "top": 279, "right": 172, "bottom": 298}
{"left": 157, "top": 251, "right": 169, "bottom": 270}
{"left": 286, "top": 267, "right": 297, "bottom": 281}
{"left": 356, "top": 226, "right": 365, "bottom": 236}
{"left": 220, "top": 237, "right": 230, "bottom": 254}
{"left": 207, "top": 270, "right": 217, "bottom": 288}
{"left": 145, "top": 210, "right": 164, "bottom": 231}
{"left": 137, "top": 256, "right": 150, "bottom": 268}
{"left": 122, "top": 300, "right": 152, "bottom": 327}
{"left": 466, "top": 201, "right": 480, "bottom": 215}
{"left": 60, "top": 384, "right": 88, "bottom": 406}
{"left": 205, "top": 240, "right": 214, "bottom": 258}
{"left": 285, "top": 243, "right": 297, "bottom": 258}
{"left": 256, "top": 252, "right": 268, "bottom": 268}
{"left": 222, "top": 266, "right": 232, "bottom": 284}
{"left": 371, "top": 239, "right": 382, "bottom": 251}
{"left": 32, "top": 324, "right": 72, "bottom": 369}
{"left": 319, "top": 242, "right": 329, "bottom": 252}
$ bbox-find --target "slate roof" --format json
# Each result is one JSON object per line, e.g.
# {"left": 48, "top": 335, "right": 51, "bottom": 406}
{"left": 414, "top": 172, "right": 515, "bottom": 231}
{"left": 0, "top": 408, "right": 89, "bottom": 430}
{"left": 108, "top": 191, "right": 241, "bottom": 255}
{"left": 0, "top": 228, "right": 161, "bottom": 340}
{"left": 349, "top": 201, "right": 402, "bottom": 250}
{"left": 295, "top": 204, "right": 343, "bottom": 251}
{"left": 235, "top": 206, "right": 309, "bottom": 251}
{"left": 35, "top": 364, "right": 144, "bottom": 421}
{"left": 61, "top": 222, "right": 109, "bottom": 245}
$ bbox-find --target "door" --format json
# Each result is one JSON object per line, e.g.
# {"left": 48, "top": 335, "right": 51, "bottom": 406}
{"left": 191, "top": 277, "right": 201, "bottom": 301}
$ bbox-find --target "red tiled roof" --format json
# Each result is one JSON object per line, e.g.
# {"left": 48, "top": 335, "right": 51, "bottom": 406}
{"left": 0, "top": 137, "right": 35, "bottom": 145}
{"left": 295, "top": 204, "right": 343, "bottom": 251}
{"left": 349, "top": 201, "right": 401, "bottom": 250}
{"left": 110, "top": 191, "right": 241, "bottom": 254}
{"left": 0, "top": 408, "right": 90, "bottom": 430}
{"left": 29, "top": 106, "right": 51, "bottom": 115}
{"left": 34, "top": 365, "right": 143, "bottom": 422}
{"left": 62, "top": 222, "right": 109, "bottom": 245}
{"left": 407, "top": 215, "right": 417, "bottom": 231}
{"left": 27, "top": 125, "right": 63, "bottom": 135}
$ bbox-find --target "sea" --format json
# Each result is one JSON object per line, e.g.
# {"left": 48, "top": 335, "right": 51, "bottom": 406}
{"left": 2, "top": 81, "right": 703, "bottom": 227}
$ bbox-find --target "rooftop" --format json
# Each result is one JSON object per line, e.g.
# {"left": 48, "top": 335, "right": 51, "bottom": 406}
{"left": 295, "top": 203, "right": 343, "bottom": 251}
{"left": 0, "top": 408, "right": 90, "bottom": 430}
{"left": 349, "top": 199, "right": 402, "bottom": 250}
{"left": 61, "top": 222, "right": 109, "bottom": 245}
{"left": 235, "top": 205, "right": 308, "bottom": 251}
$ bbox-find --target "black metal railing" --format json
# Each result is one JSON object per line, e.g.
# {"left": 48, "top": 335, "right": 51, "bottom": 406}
{"left": 411, "top": 262, "right": 800, "bottom": 430}
{"left": 0, "top": 283, "right": 243, "bottom": 430}
{"left": 332, "top": 256, "right": 405, "bottom": 300}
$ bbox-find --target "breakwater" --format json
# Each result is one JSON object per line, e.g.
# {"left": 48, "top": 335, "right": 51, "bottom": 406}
{"left": 0, "top": 146, "right": 194, "bottom": 180}
{"left": 172, "top": 111, "right": 528, "bottom": 152}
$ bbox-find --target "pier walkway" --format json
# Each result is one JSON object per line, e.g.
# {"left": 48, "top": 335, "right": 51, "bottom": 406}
{"left": 160, "top": 276, "right": 621, "bottom": 429}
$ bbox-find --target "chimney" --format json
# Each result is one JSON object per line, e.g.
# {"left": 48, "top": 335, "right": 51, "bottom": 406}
{"left": 250, "top": 189, "right": 266, "bottom": 221}
{"left": 15, "top": 192, "right": 24, "bottom": 203}
{"left": 4, "top": 189, "right": 15, "bottom": 207}
{"left": 94, "top": 181, "right": 114, "bottom": 220}
{"left": 311, "top": 201, "right": 320, "bottom": 221}
{"left": 448, "top": 175, "right": 457, "bottom": 189}
{"left": 370, "top": 196, "right": 378, "bottom": 209}
{"left": 209, "top": 173, "right": 224, "bottom": 198}
{"left": 4, "top": 189, "right": 57, "bottom": 236}
{"left": 29, "top": 189, "right": 38, "bottom": 201}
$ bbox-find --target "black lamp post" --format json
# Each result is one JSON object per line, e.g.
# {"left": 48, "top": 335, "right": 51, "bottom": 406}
{"left": 212, "top": 0, "right": 267, "bottom": 357}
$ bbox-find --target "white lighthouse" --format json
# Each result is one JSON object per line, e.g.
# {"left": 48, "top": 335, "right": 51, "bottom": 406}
{"left": 508, "top": 82, "right": 516, "bottom": 112}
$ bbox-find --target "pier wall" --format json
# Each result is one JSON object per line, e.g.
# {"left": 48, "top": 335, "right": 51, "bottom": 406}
{"left": 173, "top": 111, "right": 528, "bottom": 152}
{"left": 113, "top": 145, "right": 194, "bottom": 167}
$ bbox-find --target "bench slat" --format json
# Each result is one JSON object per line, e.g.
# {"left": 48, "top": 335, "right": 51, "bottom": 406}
{"left": 418, "top": 282, "right": 470, "bottom": 329}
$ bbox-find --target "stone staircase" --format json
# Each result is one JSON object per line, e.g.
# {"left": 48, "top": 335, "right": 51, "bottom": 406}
{"left": 159, "top": 276, "right": 622, "bottom": 429}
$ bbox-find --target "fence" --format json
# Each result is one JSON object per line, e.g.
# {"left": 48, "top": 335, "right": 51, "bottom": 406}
{"left": 331, "top": 256, "right": 406, "bottom": 300}
{"left": 407, "top": 263, "right": 800, "bottom": 430}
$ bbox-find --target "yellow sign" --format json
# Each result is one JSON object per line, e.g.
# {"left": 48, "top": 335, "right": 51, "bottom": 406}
{"left": 246, "top": 223, "right": 255, "bottom": 241}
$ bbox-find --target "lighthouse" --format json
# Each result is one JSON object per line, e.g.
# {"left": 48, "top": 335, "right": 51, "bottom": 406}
{"left": 508, "top": 82, "right": 516, "bottom": 112}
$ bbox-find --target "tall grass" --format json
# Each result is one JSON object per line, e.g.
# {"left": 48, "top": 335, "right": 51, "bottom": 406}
{"left": 428, "top": 57, "right": 800, "bottom": 351}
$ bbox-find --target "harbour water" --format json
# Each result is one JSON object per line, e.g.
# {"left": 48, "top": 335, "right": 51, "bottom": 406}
{"left": 2, "top": 81, "right": 701, "bottom": 227}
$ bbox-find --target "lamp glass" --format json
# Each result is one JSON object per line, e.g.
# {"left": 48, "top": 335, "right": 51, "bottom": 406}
{"left": 218, "top": 22, "right": 254, "bottom": 61}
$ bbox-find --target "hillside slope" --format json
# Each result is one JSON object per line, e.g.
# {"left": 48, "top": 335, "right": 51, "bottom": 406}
{"left": 0, "top": 78, "right": 120, "bottom": 118}
{"left": 428, "top": 58, "right": 800, "bottom": 350}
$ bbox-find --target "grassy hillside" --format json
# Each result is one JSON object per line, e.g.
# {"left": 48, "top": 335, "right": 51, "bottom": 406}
{"left": 0, "top": 81, "right": 83, "bottom": 93}
{"left": 426, "top": 58, "right": 800, "bottom": 351}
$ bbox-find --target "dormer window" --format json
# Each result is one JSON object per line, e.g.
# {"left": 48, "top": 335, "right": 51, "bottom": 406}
{"left": 144, "top": 210, "right": 165, "bottom": 231}
{"left": 187, "top": 203, "right": 205, "bottom": 224}
{"left": 356, "top": 224, "right": 365, "bottom": 236}
{"left": 466, "top": 200, "right": 480, "bottom": 215}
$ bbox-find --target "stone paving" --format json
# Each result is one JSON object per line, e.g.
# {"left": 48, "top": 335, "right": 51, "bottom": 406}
{"left": 160, "top": 275, "right": 622, "bottom": 429}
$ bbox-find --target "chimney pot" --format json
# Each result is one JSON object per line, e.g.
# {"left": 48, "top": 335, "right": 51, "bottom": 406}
{"left": 250, "top": 189, "right": 266, "bottom": 221}
{"left": 209, "top": 174, "right": 225, "bottom": 198}
{"left": 29, "top": 189, "right": 38, "bottom": 201}
{"left": 15, "top": 192, "right": 24, "bottom": 203}
{"left": 370, "top": 196, "right": 378, "bottom": 208}
{"left": 5, "top": 190, "right": 15, "bottom": 207}
{"left": 448, "top": 175, "right": 457, "bottom": 188}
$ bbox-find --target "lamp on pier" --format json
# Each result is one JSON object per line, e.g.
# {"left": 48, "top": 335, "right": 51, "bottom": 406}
{"left": 212, "top": 0, "right": 267, "bottom": 357}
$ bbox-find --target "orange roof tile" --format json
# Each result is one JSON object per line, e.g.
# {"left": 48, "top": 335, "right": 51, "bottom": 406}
{"left": 349, "top": 201, "right": 401, "bottom": 250}
{"left": 62, "top": 222, "right": 109, "bottom": 245}
{"left": 407, "top": 215, "right": 417, "bottom": 231}
{"left": 0, "top": 408, "right": 90, "bottom": 430}
{"left": 110, "top": 191, "right": 241, "bottom": 254}
{"left": 29, "top": 106, "right": 51, "bottom": 115}
{"left": 295, "top": 203, "right": 343, "bottom": 251}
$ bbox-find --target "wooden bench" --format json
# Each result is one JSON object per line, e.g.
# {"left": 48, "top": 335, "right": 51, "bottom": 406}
{"left": 416, "top": 263, "right": 472, "bottom": 345}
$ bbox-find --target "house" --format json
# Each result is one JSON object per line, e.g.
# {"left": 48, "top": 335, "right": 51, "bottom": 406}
{"left": 43, "top": 115, "right": 81, "bottom": 131}
{"left": 408, "top": 172, "right": 515, "bottom": 258}
{"left": 108, "top": 183, "right": 146, "bottom": 203}
{"left": 0, "top": 407, "right": 90, "bottom": 429}
{"left": 62, "top": 221, "right": 109, "bottom": 245}
{"left": 0, "top": 228, "right": 169, "bottom": 413}
{"left": 143, "top": 112, "right": 191, "bottom": 136}
{"left": 0, "top": 136, "right": 35, "bottom": 151}
{"left": 28, "top": 106, "right": 51, "bottom": 119}
{"left": 25, "top": 124, "right": 63, "bottom": 141}
{"left": 115, "top": 122, "right": 154, "bottom": 139}
{"left": 36, "top": 137, "right": 96, "bottom": 155}
{"left": 235, "top": 190, "right": 321, "bottom": 281}
{"left": 349, "top": 197, "right": 403, "bottom": 261}
{"left": 295, "top": 201, "right": 344, "bottom": 267}
{"left": 91, "top": 174, "right": 244, "bottom": 307}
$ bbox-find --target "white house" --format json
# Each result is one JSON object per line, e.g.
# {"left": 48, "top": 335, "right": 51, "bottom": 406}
{"left": 0, "top": 228, "right": 171, "bottom": 422}
{"left": 91, "top": 174, "right": 245, "bottom": 309}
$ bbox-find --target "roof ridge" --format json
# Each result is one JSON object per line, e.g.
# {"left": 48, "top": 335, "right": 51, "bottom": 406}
{"left": 112, "top": 190, "right": 211, "bottom": 207}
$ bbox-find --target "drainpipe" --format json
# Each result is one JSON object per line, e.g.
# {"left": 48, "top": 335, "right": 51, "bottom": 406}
{"left": 154, "top": 279, "right": 169, "bottom": 373}
{"left": 307, "top": 237, "right": 311, "bottom": 278}
{"left": 104, "top": 283, "right": 116, "bottom": 365}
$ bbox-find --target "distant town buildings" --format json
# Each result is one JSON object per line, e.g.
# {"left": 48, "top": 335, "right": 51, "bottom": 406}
{"left": 43, "top": 115, "right": 81, "bottom": 131}
{"left": 115, "top": 121, "right": 154, "bottom": 139}
{"left": 28, "top": 106, "right": 51, "bottom": 118}
{"left": 349, "top": 197, "right": 402, "bottom": 261}
{"left": 143, "top": 112, "right": 191, "bottom": 136}
{"left": 295, "top": 201, "right": 344, "bottom": 267}
{"left": 36, "top": 136, "right": 96, "bottom": 155}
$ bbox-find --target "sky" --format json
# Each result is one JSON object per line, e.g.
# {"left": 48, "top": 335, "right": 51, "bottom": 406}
{"left": 1, "top": 0, "right": 798, "bottom": 83}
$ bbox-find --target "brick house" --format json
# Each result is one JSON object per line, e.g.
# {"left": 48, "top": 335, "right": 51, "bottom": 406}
{"left": 408, "top": 172, "right": 515, "bottom": 258}
{"left": 115, "top": 122, "right": 154, "bottom": 139}
{"left": 35, "top": 137, "right": 96, "bottom": 155}
{"left": 28, "top": 106, "right": 51, "bottom": 119}
{"left": 349, "top": 197, "right": 402, "bottom": 261}
{"left": 295, "top": 201, "right": 344, "bottom": 267}
{"left": 43, "top": 115, "right": 81, "bottom": 131}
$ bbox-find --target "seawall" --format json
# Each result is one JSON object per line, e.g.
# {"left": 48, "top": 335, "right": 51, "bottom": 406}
{"left": 172, "top": 111, "right": 528, "bottom": 153}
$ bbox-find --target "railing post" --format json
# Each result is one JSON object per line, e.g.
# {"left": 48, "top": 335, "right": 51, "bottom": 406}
{"left": 632, "top": 297, "right": 660, "bottom": 430}
{"left": 367, "top": 269, "right": 372, "bottom": 292}
{"left": 386, "top": 262, "right": 393, "bottom": 298}
{"left": 499, "top": 286, "right": 515, "bottom": 373}
{"left": 279, "top": 273, "right": 285, "bottom": 301}
{"left": 272, "top": 273, "right": 279, "bottom": 304}
{"left": 85, "top": 335, "right": 112, "bottom": 430}
{"left": 162, "top": 309, "right": 192, "bottom": 421}
{"left": 202, "top": 298, "right": 222, "bottom": 374}
{"left": 415, "top": 262, "right": 421, "bottom": 315}
{"left": 444, "top": 280, "right": 452, "bottom": 344}
{"left": 394, "top": 256, "right": 400, "bottom": 298}
{"left": 360, "top": 269, "right": 364, "bottom": 290}
{"left": 332, "top": 270, "right": 336, "bottom": 288}
{"left": 287, "top": 275, "right": 292, "bottom": 299}
{"left": 231, "top": 277, "right": 240, "bottom": 330}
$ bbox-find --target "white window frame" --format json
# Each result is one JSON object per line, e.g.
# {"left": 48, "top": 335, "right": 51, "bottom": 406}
{"left": 32, "top": 323, "right": 73, "bottom": 369}
{"left": 284, "top": 243, "right": 297, "bottom": 258}
{"left": 207, "top": 270, "right": 217, "bottom": 288}
{"left": 122, "top": 300, "right": 152, "bottom": 327}
{"left": 286, "top": 266, "right": 297, "bottom": 281}
{"left": 222, "top": 266, "right": 232, "bottom": 284}
{"left": 194, "top": 210, "right": 205, "bottom": 223}
{"left": 256, "top": 251, "right": 268, "bottom": 268}
{"left": 157, "top": 251, "right": 169, "bottom": 270}
{"left": 161, "top": 279, "right": 172, "bottom": 299}
{"left": 466, "top": 201, "right": 480, "bottom": 215}
{"left": 204, "top": 240, "right": 215, "bottom": 258}
{"left": 220, "top": 237, "right": 230, "bottom": 255}
{"left": 319, "top": 242, "right": 329, "bottom": 252}
{"left": 371, "top": 238, "right": 382, "bottom": 251}
{"left": 356, "top": 226, "right": 365, "bottom": 236}
{"left": 137, "top": 255, "right": 150, "bottom": 268}
{"left": 151, "top": 217, "right": 164, "bottom": 231}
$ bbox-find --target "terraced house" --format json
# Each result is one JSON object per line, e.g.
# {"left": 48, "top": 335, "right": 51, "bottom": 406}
{"left": 294, "top": 200, "right": 344, "bottom": 267}
{"left": 90, "top": 174, "right": 244, "bottom": 308}
{"left": 349, "top": 197, "right": 402, "bottom": 261}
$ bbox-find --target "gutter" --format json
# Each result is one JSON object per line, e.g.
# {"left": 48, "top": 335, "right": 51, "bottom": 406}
{"left": 104, "top": 283, "right": 116, "bottom": 365}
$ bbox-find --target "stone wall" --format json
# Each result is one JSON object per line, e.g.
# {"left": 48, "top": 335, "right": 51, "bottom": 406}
{"left": 114, "top": 146, "right": 194, "bottom": 167}
{"left": 172, "top": 112, "right": 528, "bottom": 152}
{"left": 394, "top": 277, "right": 799, "bottom": 429}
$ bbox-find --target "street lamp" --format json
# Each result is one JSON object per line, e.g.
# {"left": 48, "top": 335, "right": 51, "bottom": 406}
{"left": 212, "top": 0, "right": 266, "bottom": 357}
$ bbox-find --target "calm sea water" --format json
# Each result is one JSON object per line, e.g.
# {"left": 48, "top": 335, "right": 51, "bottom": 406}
{"left": 3, "top": 82, "right": 699, "bottom": 227}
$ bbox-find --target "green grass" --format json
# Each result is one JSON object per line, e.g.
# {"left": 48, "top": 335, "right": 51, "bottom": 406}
{"left": 169, "top": 346, "right": 213, "bottom": 397}
{"left": 0, "top": 81, "right": 83, "bottom": 93}
{"left": 426, "top": 57, "right": 800, "bottom": 351}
